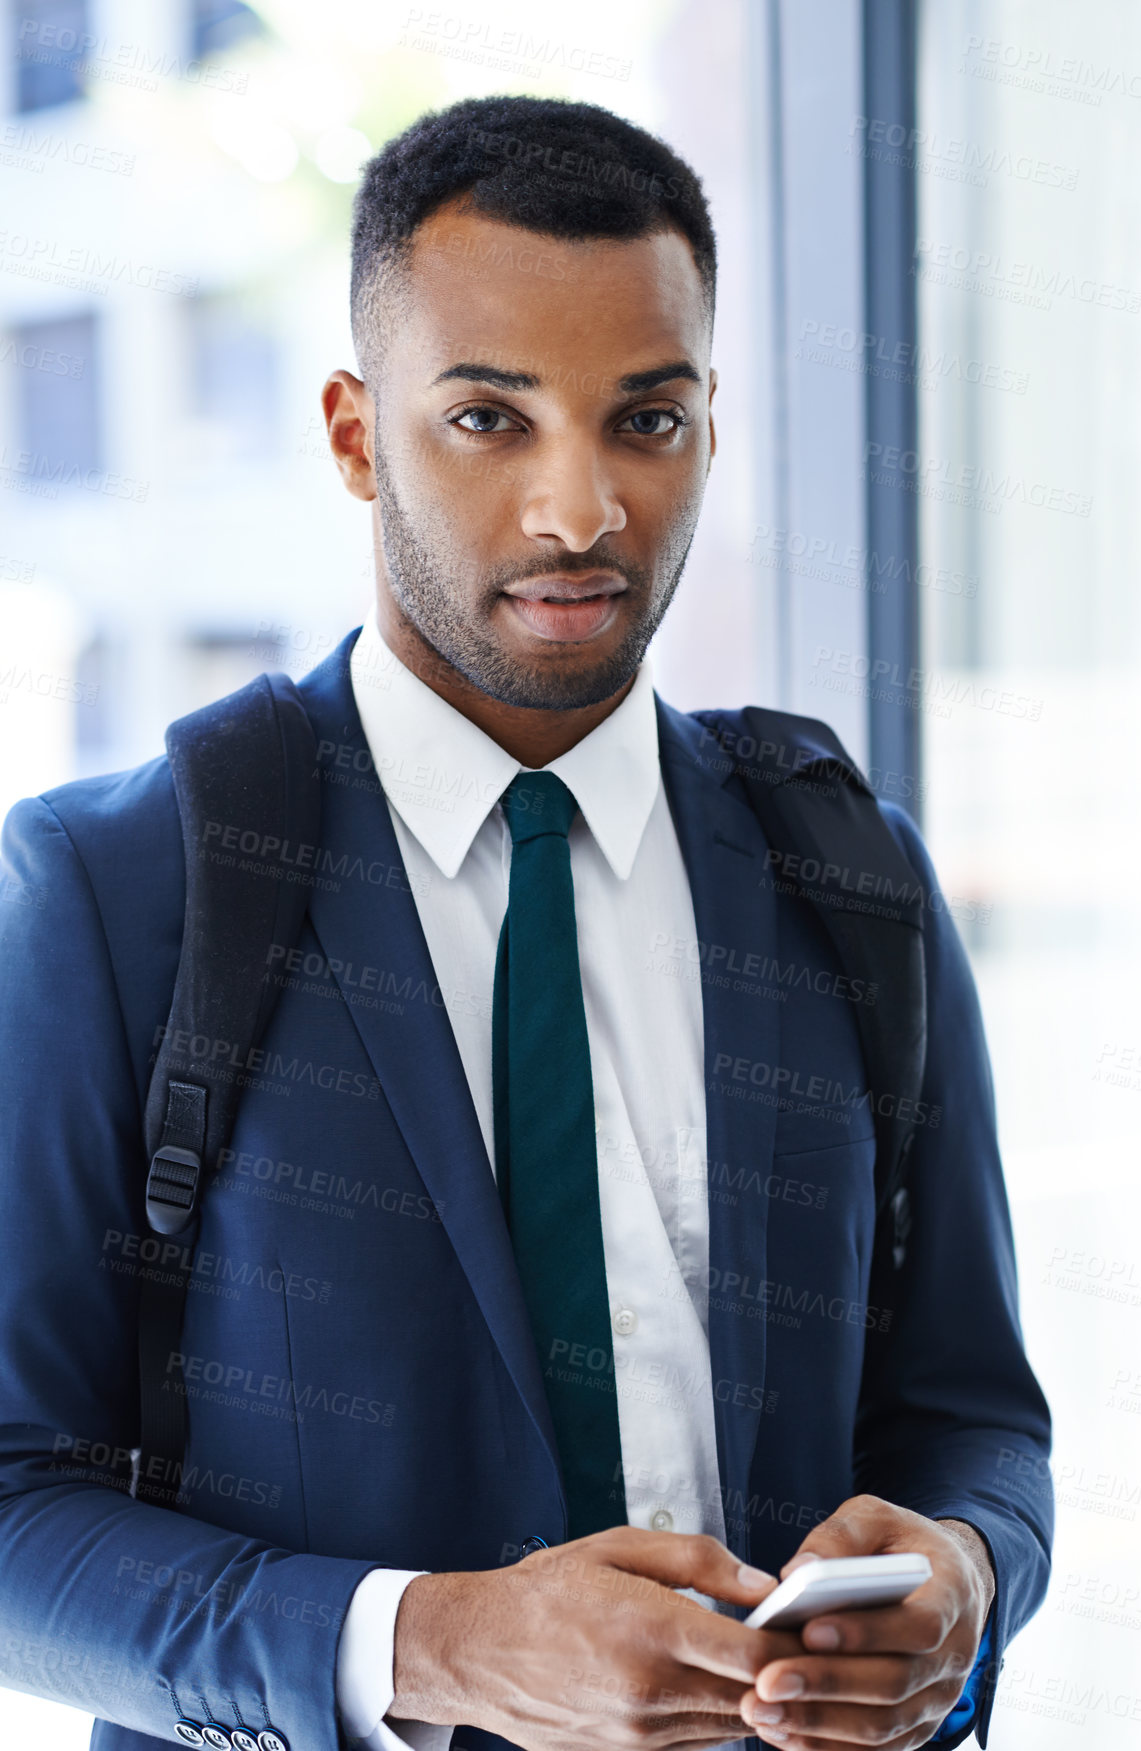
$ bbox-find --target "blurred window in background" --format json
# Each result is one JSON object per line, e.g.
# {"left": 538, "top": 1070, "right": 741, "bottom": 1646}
{"left": 187, "top": 293, "right": 280, "bottom": 464}
{"left": 13, "top": 0, "right": 88, "bottom": 112}
{"left": 189, "top": 0, "right": 263, "bottom": 59}
{"left": 12, "top": 312, "right": 100, "bottom": 477}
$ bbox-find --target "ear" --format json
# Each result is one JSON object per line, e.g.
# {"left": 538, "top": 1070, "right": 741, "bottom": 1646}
{"left": 707, "top": 366, "right": 717, "bottom": 471}
{"left": 322, "top": 370, "right": 378, "bottom": 502}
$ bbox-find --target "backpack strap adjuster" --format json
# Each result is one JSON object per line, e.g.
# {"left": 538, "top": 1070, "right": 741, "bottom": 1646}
{"left": 145, "top": 1079, "right": 207, "bottom": 1236}
{"left": 890, "top": 1183, "right": 912, "bottom": 1271}
{"left": 145, "top": 1145, "right": 202, "bottom": 1235}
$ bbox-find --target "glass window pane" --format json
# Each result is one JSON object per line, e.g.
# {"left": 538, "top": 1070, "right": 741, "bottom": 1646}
{"left": 918, "top": 5, "right": 1141, "bottom": 1745}
{"left": 12, "top": 312, "right": 100, "bottom": 479}
{"left": 13, "top": 0, "right": 89, "bottom": 112}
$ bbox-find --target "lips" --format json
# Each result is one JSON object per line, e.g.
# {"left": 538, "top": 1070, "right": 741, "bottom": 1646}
{"left": 504, "top": 573, "right": 627, "bottom": 603}
{"left": 501, "top": 573, "right": 626, "bottom": 643}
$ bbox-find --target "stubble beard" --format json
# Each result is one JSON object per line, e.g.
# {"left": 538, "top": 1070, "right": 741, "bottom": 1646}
{"left": 371, "top": 430, "right": 698, "bottom": 711}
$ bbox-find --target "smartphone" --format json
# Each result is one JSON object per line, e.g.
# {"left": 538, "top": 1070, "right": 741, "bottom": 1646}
{"left": 743, "top": 1553, "right": 933, "bottom": 1630}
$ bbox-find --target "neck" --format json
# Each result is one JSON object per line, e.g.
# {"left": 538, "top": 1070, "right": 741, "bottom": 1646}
{"left": 374, "top": 595, "right": 636, "bottom": 768}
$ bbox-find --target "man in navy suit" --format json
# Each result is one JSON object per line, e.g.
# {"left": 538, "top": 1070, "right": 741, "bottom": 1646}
{"left": 0, "top": 96, "right": 1050, "bottom": 1751}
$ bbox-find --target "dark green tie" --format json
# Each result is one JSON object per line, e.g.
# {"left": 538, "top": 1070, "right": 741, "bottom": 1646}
{"left": 492, "top": 770, "right": 627, "bottom": 1540}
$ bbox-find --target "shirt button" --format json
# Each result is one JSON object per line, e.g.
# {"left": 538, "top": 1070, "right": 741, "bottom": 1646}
{"left": 650, "top": 1507, "right": 674, "bottom": 1531}
{"left": 612, "top": 1307, "right": 638, "bottom": 1336}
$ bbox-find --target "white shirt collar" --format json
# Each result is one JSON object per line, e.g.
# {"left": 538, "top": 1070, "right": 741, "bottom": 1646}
{"left": 349, "top": 609, "right": 661, "bottom": 881}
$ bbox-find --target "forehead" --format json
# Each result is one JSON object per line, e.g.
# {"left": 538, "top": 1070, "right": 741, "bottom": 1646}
{"left": 392, "top": 197, "right": 710, "bottom": 384}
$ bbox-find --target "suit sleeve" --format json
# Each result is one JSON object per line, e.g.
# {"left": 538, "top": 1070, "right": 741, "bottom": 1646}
{"left": 852, "top": 801, "right": 1053, "bottom": 1750}
{"left": 0, "top": 795, "right": 387, "bottom": 1748}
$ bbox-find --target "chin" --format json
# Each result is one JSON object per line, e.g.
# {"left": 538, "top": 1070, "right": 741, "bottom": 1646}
{"left": 486, "top": 656, "right": 635, "bottom": 713}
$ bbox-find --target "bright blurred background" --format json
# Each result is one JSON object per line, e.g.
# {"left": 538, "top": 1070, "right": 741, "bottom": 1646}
{"left": 1, "top": 0, "right": 1138, "bottom": 1745}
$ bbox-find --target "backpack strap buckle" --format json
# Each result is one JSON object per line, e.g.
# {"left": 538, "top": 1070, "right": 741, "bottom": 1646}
{"left": 145, "top": 1145, "right": 202, "bottom": 1235}
{"left": 890, "top": 1180, "right": 913, "bottom": 1271}
{"left": 144, "top": 1079, "right": 206, "bottom": 1236}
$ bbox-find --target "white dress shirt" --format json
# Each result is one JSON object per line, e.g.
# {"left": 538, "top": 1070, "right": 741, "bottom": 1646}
{"left": 336, "top": 612, "right": 726, "bottom": 1751}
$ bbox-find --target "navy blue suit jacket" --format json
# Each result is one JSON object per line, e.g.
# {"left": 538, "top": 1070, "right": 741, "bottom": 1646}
{"left": 0, "top": 632, "right": 1052, "bottom": 1750}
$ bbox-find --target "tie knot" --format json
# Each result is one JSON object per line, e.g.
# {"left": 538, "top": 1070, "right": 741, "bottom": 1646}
{"left": 500, "top": 770, "right": 578, "bottom": 844}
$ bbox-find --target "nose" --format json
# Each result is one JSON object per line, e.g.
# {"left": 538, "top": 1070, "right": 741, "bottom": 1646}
{"left": 518, "top": 436, "right": 627, "bottom": 551}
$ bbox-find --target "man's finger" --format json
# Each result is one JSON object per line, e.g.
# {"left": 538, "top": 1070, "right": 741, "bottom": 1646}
{"left": 669, "top": 1604, "right": 805, "bottom": 1685}
{"left": 754, "top": 1650, "right": 961, "bottom": 1707}
{"left": 577, "top": 1528, "right": 799, "bottom": 1681}
{"left": 795, "top": 1590, "right": 955, "bottom": 1658}
{"left": 777, "top": 1494, "right": 901, "bottom": 1573}
{"left": 636, "top": 1671, "right": 789, "bottom": 1721}
{"left": 595, "top": 1525, "right": 778, "bottom": 1605}
{"left": 748, "top": 1684, "right": 946, "bottom": 1747}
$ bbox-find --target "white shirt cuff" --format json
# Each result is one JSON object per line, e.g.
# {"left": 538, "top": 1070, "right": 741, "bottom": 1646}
{"left": 337, "top": 1566, "right": 455, "bottom": 1751}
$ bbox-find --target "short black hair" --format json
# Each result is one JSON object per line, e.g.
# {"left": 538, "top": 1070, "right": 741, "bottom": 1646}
{"left": 350, "top": 94, "right": 717, "bottom": 389}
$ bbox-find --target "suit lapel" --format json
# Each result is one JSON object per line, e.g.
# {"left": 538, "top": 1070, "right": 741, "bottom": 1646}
{"left": 298, "top": 637, "right": 564, "bottom": 1509}
{"left": 292, "top": 644, "right": 781, "bottom": 1546}
{"left": 656, "top": 697, "right": 782, "bottom": 1554}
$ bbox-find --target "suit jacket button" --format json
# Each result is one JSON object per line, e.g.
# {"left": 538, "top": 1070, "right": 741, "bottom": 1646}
{"left": 174, "top": 1726, "right": 205, "bottom": 1747}
{"left": 258, "top": 1731, "right": 290, "bottom": 1751}
{"left": 520, "top": 1535, "right": 549, "bottom": 1557}
{"left": 230, "top": 1732, "right": 259, "bottom": 1751}
{"left": 202, "top": 1729, "right": 233, "bottom": 1748}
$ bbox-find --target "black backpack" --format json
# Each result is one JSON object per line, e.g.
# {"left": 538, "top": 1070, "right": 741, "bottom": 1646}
{"left": 133, "top": 677, "right": 927, "bottom": 1509}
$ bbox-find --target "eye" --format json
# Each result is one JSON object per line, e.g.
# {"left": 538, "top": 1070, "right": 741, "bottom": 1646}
{"left": 618, "top": 407, "right": 689, "bottom": 438}
{"left": 451, "top": 404, "right": 522, "bottom": 435}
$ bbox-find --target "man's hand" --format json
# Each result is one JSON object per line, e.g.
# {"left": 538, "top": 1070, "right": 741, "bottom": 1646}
{"left": 743, "top": 1495, "right": 995, "bottom": 1749}
{"left": 389, "top": 1525, "right": 802, "bottom": 1751}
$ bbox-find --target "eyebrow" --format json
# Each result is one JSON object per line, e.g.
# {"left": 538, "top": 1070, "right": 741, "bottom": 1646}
{"left": 430, "top": 359, "right": 703, "bottom": 394}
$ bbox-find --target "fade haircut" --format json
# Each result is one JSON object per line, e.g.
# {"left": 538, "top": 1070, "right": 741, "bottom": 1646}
{"left": 349, "top": 94, "right": 717, "bottom": 393}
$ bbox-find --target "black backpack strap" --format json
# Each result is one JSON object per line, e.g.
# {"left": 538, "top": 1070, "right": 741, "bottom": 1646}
{"left": 694, "top": 705, "right": 927, "bottom": 1272}
{"left": 134, "top": 671, "right": 321, "bottom": 1508}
